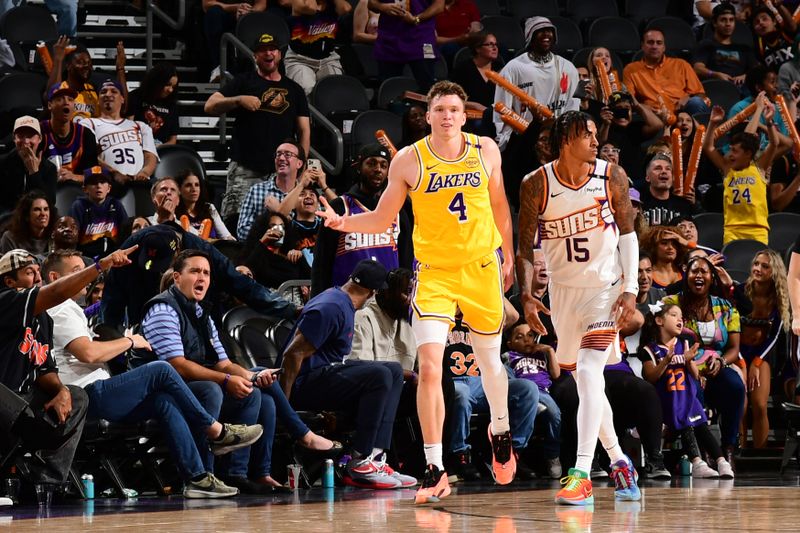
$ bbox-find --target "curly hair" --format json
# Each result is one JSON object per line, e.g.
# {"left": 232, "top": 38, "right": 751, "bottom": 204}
{"left": 639, "top": 225, "right": 689, "bottom": 268}
{"left": 9, "top": 191, "right": 56, "bottom": 243}
{"left": 679, "top": 256, "right": 724, "bottom": 321}
{"left": 550, "top": 110, "right": 593, "bottom": 159}
{"left": 745, "top": 249, "right": 791, "bottom": 332}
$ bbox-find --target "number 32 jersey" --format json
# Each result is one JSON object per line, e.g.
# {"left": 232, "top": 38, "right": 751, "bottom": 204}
{"left": 409, "top": 133, "right": 502, "bottom": 269}
{"left": 537, "top": 158, "right": 621, "bottom": 288}
{"left": 80, "top": 117, "right": 158, "bottom": 176}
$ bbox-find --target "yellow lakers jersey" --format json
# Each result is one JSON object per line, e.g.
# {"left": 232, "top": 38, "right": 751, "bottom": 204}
{"left": 408, "top": 133, "right": 502, "bottom": 268}
{"left": 722, "top": 162, "right": 769, "bottom": 245}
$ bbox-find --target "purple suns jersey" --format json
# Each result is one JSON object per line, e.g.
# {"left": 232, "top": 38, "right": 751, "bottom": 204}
{"left": 507, "top": 350, "right": 552, "bottom": 392}
{"left": 642, "top": 340, "right": 707, "bottom": 431}
{"left": 331, "top": 195, "right": 401, "bottom": 287}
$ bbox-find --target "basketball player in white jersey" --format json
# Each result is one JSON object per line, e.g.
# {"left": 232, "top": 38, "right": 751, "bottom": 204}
{"left": 80, "top": 79, "right": 158, "bottom": 187}
{"left": 516, "top": 111, "right": 640, "bottom": 505}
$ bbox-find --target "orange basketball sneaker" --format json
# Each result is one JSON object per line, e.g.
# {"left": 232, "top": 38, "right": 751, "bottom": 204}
{"left": 488, "top": 425, "right": 516, "bottom": 485}
{"left": 555, "top": 468, "right": 594, "bottom": 505}
{"left": 414, "top": 464, "right": 451, "bottom": 504}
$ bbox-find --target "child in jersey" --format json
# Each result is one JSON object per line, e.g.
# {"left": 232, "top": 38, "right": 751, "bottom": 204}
{"left": 703, "top": 96, "right": 779, "bottom": 246}
{"left": 69, "top": 166, "right": 128, "bottom": 258}
{"left": 504, "top": 322, "right": 562, "bottom": 479}
{"left": 637, "top": 302, "right": 734, "bottom": 478}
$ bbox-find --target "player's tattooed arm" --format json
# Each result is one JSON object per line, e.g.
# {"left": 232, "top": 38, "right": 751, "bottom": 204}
{"left": 516, "top": 170, "right": 549, "bottom": 335}
{"left": 609, "top": 164, "right": 635, "bottom": 235}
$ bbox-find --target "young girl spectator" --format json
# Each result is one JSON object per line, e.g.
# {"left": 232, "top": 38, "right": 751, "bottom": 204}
{"left": 732, "top": 249, "right": 791, "bottom": 448}
{"left": 175, "top": 170, "right": 234, "bottom": 240}
{"left": 638, "top": 302, "right": 734, "bottom": 478}
{"left": 0, "top": 191, "right": 55, "bottom": 257}
{"left": 127, "top": 62, "right": 179, "bottom": 145}
{"left": 662, "top": 256, "right": 746, "bottom": 463}
{"left": 641, "top": 226, "right": 689, "bottom": 289}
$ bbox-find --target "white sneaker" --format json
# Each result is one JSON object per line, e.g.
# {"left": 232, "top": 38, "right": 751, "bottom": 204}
{"left": 716, "top": 458, "right": 734, "bottom": 479}
{"left": 546, "top": 457, "right": 562, "bottom": 479}
{"left": 209, "top": 65, "right": 221, "bottom": 84}
{"left": 691, "top": 460, "right": 719, "bottom": 478}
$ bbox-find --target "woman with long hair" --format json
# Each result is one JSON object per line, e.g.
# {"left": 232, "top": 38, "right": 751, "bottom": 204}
{"left": 733, "top": 249, "right": 791, "bottom": 448}
{"left": 174, "top": 169, "right": 234, "bottom": 240}
{"left": 0, "top": 191, "right": 56, "bottom": 257}
{"left": 126, "top": 62, "right": 179, "bottom": 145}
{"left": 662, "top": 255, "right": 746, "bottom": 463}
{"left": 587, "top": 47, "right": 624, "bottom": 102}
{"left": 640, "top": 226, "right": 689, "bottom": 289}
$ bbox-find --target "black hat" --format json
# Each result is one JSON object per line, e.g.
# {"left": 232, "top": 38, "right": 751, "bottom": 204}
{"left": 349, "top": 259, "right": 389, "bottom": 290}
{"left": 253, "top": 33, "right": 284, "bottom": 51}
{"left": 609, "top": 91, "right": 633, "bottom": 106}
{"left": 138, "top": 226, "right": 181, "bottom": 273}
{"left": 353, "top": 143, "right": 391, "bottom": 167}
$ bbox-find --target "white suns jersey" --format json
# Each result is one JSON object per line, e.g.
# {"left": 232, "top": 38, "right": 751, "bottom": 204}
{"left": 80, "top": 117, "right": 158, "bottom": 176}
{"left": 537, "top": 158, "right": 621, "bottom": 288}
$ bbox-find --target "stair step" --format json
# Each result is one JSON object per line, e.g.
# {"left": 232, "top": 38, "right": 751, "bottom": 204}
{"left": 84, "top": 14, "right": 146, "bottom": 27}
{"left": 78, "top": 31, "right": 157, "bottom": 40}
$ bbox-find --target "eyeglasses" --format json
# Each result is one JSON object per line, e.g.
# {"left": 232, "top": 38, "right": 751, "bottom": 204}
{"left": 275, "top": 151, "right": 298, "bottom": 159}
{"left": 480, "top": 43, "right": 499, "bottom": 48}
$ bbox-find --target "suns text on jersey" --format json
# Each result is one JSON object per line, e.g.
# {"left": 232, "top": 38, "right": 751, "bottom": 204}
{"left": 98, "top": 128, "right": 143, "bottom": 151}
{"left": 424, "top": 171, "right": 482, "bottom": 193}
{"left": 539, "top": 204, "right": 603, "bottom": 240}
{"left": 342, "top": 225, "right": 400, "bottom": 251}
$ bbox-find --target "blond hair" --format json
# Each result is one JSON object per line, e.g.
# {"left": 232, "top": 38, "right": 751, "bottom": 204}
{"left": 745, "top": 249, "right": 791, "bottom": 331}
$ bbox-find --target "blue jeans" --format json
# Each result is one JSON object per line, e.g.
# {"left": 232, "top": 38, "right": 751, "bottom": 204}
{"left": 85, "top": 361, "right": 216, "bottom": 480}
{"left": 537, "top": 389, "right": 561, "bottom": 460}
{"left": 700, "top": 366, "right": 746, "bottom": 447}
{"left": 187, "top": 380, "right": 260, "bottom": 477}
{"left": 44, "top": 0, "right": 78, "bottom": 37}
{"left": 449, "top": 373, "right": 539, "bottom": 453}
{"left": 682, "top": 95, "right": 711, "bottom": 115}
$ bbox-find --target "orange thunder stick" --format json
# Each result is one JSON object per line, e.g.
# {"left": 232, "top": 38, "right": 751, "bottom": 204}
{"left": 485, "top": 70, "right": 554, "bottom": 119}
{"left": 684, "top": 124, "right": 705, "bottom": 196}
{"left": 375, "top": 129, "right": 398, "bottom": 157}
{"left": 199, "top": 219, "right": 212, "bottom": 240}
{"left": 713, "top": 102, "right": 757, "bottom": 140}
{"left": 776, "top": 94, "right": 800, "bottom": 161}
{"left": 594, "top": 59, "right": 613, "bottom": 104}
{"left": 795, "top": 4, "right": 800, "bottom": 23}
{"left": 36, "top": 42, "right": 53, "bottom": 75}
{"left": 671, "top": 128, "right": 684, "bottom": 196}
{"left": 494, "top": 102, "right": 530, "bottom": 134}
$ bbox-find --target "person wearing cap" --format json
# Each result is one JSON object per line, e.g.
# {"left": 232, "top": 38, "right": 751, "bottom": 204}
{"left": 202, "top": 0, "right": 267, "bottom": 83}
{"left": 279, "top": 259, "right": 415, "bottom": 489}
{"left": 80, "top": 78, "right": 159, "bottom": 189}
{"left": 0, "top": 245, "right": 135, "bottom": 488}
{"left": 69, "top": 166, "right": 128, "bottom": 258}
{"left": 311, "top": 143, "right": 412, "bottom": 296}
{"left": 0, "top": 116, "right": 57, "bottom": 216}
{"left": 284, "top": 0, "right": 351, "bottom": 96}
{"left": 623, "top": 29, "right": 709, "bottom": 119}
{"left": 40, "top": 83, "right": 98, "bottom": 184}
{"left": 205, "top": 33, "right": 311, "bottom": 227}
{"left": 140, "top": 249, "right": 338, "bottom": 494}
{"left": 693, "top": 3, "right": 757, "bottom": 88}
{"left": 370, "top": 0, "right": 444, "bottom": 92}
{"left": 236, "top": 140, "right": 307, "bottom": 241}
{"left": 597, "top": 90, "right": 664, "bottom": 180}
{"left": 493, "top": 16, "right": 579, "bottom": 209}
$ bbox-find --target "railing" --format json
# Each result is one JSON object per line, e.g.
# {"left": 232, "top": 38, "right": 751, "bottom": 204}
{"left": 218, "top": 33, "right": 344, "bottom": 175}
{"left": 145, "top": 0, "right": 186, "bottom": 70}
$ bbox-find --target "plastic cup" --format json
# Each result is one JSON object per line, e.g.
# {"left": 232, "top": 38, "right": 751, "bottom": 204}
{"left": 34, "top": 483, "right": 53, "bottom": 507}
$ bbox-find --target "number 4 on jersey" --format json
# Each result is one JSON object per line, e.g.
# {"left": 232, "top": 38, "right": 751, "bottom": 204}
{"left": 448, "top": 192, "right": 467, "bottom": 222}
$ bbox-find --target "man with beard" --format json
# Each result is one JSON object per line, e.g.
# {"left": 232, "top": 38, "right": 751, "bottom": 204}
{"left": 80, "top": 80, "right": 159, "bottom": 190}
{"left": 492, "top": 17, "right": 579, "bottom": 208}
{"left": 639, "top": 153, "right": 696, "bottom": 226}
{"left": 40, "top": 84, "right": 98, "bottom": 184}
{"left": 205, "top": 33, "right": 311, "bottom": 228}
{"left": 311, "top": 144, "right": 412, "bottom": 296}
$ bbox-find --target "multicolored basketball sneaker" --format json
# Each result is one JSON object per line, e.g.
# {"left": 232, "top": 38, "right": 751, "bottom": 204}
{"left": 610, "top": 455, "right": 641, "bottom": 501}
{"left": 555, "top": 468, "right": 594, "bottom": 506}
{"left": 488, "top": 425, "right": 516, "bottom": 485}
{"left": 414, "top": 464, "right": 451, "bottom": 504}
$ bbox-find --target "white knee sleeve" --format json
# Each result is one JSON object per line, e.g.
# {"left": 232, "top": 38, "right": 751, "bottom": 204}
{"left": 471, "top": 333, "right": 510, "bottom": 434}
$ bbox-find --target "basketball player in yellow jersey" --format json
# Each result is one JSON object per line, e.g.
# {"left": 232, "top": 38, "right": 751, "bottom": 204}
{"left": 317, "top": 81, "right": 516, "bottom": 503}
{"left": 704, "top": 97, "right": 778, "bottom": 246}
{"left": 516, "top": 111, "right": 640, "bottom": 506}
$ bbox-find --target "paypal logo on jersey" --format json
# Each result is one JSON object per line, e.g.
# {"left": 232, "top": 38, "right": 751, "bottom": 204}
{"left": 424, "top": 171, "right": 482, "bottom": 193}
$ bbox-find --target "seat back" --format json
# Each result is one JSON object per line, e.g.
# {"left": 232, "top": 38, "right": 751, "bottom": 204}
{"left": 351, "top": 110, "right": 402, "bottom": 156}
{"left": 702, "top": 79, "right": 740, "bottom": 113}
{"left": 507, "top": 0, "right": 560, "bottom": 19}
{"left": 567, "top": 0, "right": 619, "bottom": 23}
{"left": 721, "top": 239, "right": 769, "bottom": 272}
{"left": 587, "top": 17, "right": 640, "bottom": 57}
{"left": 222, "top": 305, "right": 269, "bottom": 336}
{"left": 645, "top": 16, "right": 696, "bottom": 56}
{"left": 693, "top": 212, "right": 724, "bottom": 251}
{"left": 55, "top": 184, "right": 85, "bottom": 217}
{"left": 474, "top": 0, "right": 501, "bottom": 16}
{"left": 235, "top": 324, "right": 280, "bottom": 368}
{"left": 377, "top": 76, "right": 419, "bottom": 109}
{"left": 550, "top": 16, "right": 583, "bottom": 58}
{"left": 311, "top": 74, "right": 370, "bottom": 116}
{"left": 768, "top": 212, "right": 800, "bottom": 254}
{"left": 623, "top": 0, "right": 667, "bottom": 26}
{"left": 155, "top": 144, "right": 207, "bottom": 182}
{"left": 0, "top": 5, "right": 58, "bottom": 43}
{"left": 269, "top": 318, "right": 296, "bottom": 353}
{"left": 480, "top": 16, "right": 526, "bottom": 56}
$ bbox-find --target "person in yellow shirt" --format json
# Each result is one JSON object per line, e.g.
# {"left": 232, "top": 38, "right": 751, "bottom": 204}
{"left": 703, "top": 93, "right": 778, "bottom": 245}
{"left": 316, "top": 80, "right": 516, "bottom": 503}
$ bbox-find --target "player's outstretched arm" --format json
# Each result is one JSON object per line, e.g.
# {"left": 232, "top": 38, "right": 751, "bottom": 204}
{"left": 317, "top": 146, "right": 413, "bottom": 233}
{"left": 482, "top": 137, "right": 515, "bottom": 290}
{"left": 516, "top": 169, "right": 549, "bottom": 335}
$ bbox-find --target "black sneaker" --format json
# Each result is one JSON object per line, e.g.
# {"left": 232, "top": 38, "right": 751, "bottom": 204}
{"left": 514, "top": 452, "right": 536, "bottom": 481}
{"left": 217, "top": 475, "right": 273, "bottom": 495}
{"left": 414, "top": 464, "right": 451, "bottom": 504}
{"left": 488, "top": 426, "right": 515, "bottom": 485}
{"left": 644, "top": 453, "right": 672, "bottom": 479}
{"left": 446, "top": 450, "right": 481, "bottom": 482}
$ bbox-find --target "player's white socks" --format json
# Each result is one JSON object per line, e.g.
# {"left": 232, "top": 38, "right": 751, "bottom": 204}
{"left": 573, "top": 348, "right": 626, "bottom": 475}
{"left": 424, "top": 443, "right": 444, "bottom": 470}
{"left": 471, "top": 333, "right": 511, "bottom": 435}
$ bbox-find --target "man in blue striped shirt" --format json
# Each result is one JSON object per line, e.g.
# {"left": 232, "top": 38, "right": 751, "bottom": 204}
{"left": 141, "top": 249, "right": 337, "bottom": 494}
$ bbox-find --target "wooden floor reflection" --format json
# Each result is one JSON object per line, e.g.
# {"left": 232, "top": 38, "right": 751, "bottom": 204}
{"left": 2, "top": 478, "right": 799, "bottom": 532}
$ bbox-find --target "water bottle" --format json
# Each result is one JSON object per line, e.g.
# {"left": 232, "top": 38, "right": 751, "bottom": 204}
{"left": 81, "top": 474, "right": 94, "bottom": 499}
{"left": 679, "top": 456, "right": 692, "bottom": 476}
{"left": 322, "top": 459, "right": 334, "bottom": 488}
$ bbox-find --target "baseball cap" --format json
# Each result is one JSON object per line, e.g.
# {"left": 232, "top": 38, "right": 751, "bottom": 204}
{"left": 47, "top": 82, "right": 78, "bottom": 101}
{"left": 629, "top": 188, "right": 641, "bottom": 205}
{"left": 0, "top": 249, "right": 37, "bottom": 277}
{"left": 253, "top": 33, "right": 283, "bottom": 51}
{"left": 524, "top": 17, "right": 558, "bottom": 49}
{"left": 83, "top": 165, "right": 112, "bottom": 184}
{"left": 349, "top": 259, "right": 389, "bottom": 290}
{"left": 100, "top": 78, "right": 124, "bottom": 93}
{"left": 138, "top": 226, "right": 181, "bottom": 273}
{"left": 609, "top": 91, "right": 633, "bottom": 106}
{"left": 13, "top": 116, "right": 41, "bottom": 136}
{"left": 353, "top": 143, "right": 391, "bottom": 166}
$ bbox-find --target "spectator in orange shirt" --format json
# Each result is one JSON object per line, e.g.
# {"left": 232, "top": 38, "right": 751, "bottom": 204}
{"left": 623, "top": 29, "right": 710, "bottom": 119}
